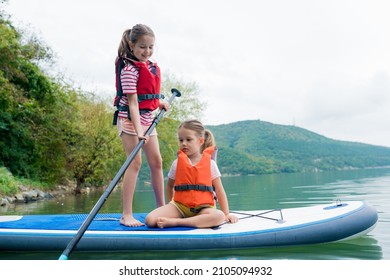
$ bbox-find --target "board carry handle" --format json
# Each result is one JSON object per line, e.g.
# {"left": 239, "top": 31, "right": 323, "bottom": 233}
{"left": 59, "top": 88, "right": 181, "bottom": 260}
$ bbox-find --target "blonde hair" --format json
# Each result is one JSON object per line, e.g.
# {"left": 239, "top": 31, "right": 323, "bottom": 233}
{"left": 117, "top": 24, "right": 155, "bottom": 60}
{"left": 179, "top": 119, "right": 215, "bottom": 153}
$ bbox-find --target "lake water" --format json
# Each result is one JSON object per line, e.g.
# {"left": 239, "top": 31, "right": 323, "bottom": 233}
{"left": 1, "top": 167, "right": 389, "bottom": 260}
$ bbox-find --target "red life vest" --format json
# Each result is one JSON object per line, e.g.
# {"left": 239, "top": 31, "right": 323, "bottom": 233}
{"left": 131, "top": 59, "right": 161, "bottom": 111}
{"left": 113, "top": 57, "right": 163, "bottom": 125}
{"left": 173, "top": 146, "right": 217, "bottom": 208}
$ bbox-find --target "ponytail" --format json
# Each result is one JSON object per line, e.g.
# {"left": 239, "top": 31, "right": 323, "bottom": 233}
{"left": 202, "top": 129, "right": 215, "bottom": 153}
{"left": 117, "top": 29, "right": 132, "bottom": 59}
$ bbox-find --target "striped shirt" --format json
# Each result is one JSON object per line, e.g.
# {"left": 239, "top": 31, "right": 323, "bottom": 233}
{"left": 117, "top": 63, "right": 155, "bottom": 126}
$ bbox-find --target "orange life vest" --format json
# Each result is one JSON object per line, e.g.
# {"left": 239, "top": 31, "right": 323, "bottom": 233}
{"left": 173, "top": 146, "right": 217, "bottom": 208}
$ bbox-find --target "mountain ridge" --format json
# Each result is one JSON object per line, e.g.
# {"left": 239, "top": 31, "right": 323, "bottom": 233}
{"left": 206, "top": 120, "right": 390, "bottom": 175}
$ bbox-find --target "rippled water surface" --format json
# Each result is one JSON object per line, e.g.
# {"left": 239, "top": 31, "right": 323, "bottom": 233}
{"left": 1, "top": 168, "right": 389, "bottom": 260}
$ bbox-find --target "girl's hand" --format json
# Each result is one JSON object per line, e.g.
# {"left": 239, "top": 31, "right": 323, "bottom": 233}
{"left": 138, "top": 134, "right": 150, "bottom": 144}
{"left": 225, "top": 213, "right": 239, "bottom": 224}
{"left": 159, "top": 101, "right": 169, "bottom": 112}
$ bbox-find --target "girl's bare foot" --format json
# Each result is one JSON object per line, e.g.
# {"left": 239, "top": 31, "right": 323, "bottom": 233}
{"left": 120, "top": 215, "right": 144, "bottom": 227}
{"left": 157, "top": 217, "right": 177, "bottom": 228}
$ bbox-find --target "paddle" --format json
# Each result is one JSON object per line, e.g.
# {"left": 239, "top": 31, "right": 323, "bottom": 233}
{"left": 58, "top": 88, "right": 181, "bottom": 260}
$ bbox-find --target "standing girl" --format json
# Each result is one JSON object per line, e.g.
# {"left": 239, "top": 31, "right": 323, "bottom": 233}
{"left": 113, "top": 24, "right": 168, "bottom": 227}
{"left": 145, "top": 120, "right": 238, "bottom": 228}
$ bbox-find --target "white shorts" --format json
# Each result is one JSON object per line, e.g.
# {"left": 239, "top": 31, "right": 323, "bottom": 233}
{"left": 117, "top": 117, "right": 157, "bottom": 137}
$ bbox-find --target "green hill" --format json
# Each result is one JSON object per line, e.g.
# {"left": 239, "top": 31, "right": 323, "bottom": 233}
{"left": 207, "top": 120, "right": 390, "bottom": 175}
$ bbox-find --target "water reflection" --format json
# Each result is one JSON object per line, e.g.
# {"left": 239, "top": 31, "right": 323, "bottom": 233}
{"left": 81, "top": 236, "right": 382, "bottom": 260}
{"left": 1, "top": 168, "right": 389, "bottom": 260}
{"left": 0, "top": 236, "right": 381, "bottom": 260}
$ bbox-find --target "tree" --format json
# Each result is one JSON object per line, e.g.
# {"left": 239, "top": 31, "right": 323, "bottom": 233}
{"left": 65, "top": 94, "right": 123, "bottom": 192}
{"left": 161, "top": 72, "right": 206, "bottom": 121}
{"left": 0, "top": 17, "right": 70, "bottom": 183}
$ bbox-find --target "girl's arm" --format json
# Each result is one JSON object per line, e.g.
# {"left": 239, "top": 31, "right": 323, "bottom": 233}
{"left": 166, "top": 178, "right": 175, "bottom": 202}
{"left": 128, "top": 94, "right": 148, "bottom": 140}
{"left": 212, "top": 177, "right": 238, "bottom": 223}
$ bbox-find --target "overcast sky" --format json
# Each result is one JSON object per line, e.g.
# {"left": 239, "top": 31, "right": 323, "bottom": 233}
{"left": 4, "top": 0, "right": 390, "bottom": 147}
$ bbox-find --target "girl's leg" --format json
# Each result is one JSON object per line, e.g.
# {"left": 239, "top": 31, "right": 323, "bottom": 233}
{"left": 145, "top": 203, "right": 182, "bottom": 227}
{"left": 143, "top": 136, "right": 165, "bottom": 207}
{"left": 120, "top": 133, "right": 143, "bottom": 227}
{"left": 157, "top": 208, "right": 226, "bottom": 229}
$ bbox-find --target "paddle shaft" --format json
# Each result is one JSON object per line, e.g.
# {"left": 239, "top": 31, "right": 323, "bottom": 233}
{"left": 59, "top": 89, "right": 181, "bottom": 260}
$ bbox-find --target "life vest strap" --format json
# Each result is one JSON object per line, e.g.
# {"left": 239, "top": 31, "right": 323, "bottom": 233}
{"left": 112, "top": 106, "right": 151, "bottom": 125}
{"left": 138, "top": 94, "right": 165, "bottom": 102}
{"left": 116, "top": 105, "right": 130, "bottom": 112}
{"left": 174, "top": 185, "right": 215, "bottom": 192}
